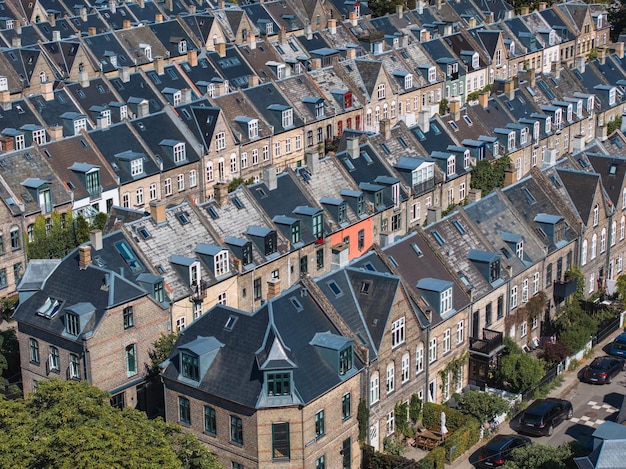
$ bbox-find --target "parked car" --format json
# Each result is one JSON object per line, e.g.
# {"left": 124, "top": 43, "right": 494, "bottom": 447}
{"left": 580, "top": 356, "right": 625, "bottom": 384}
{"left": 608, "top": 332, "right": 626, "bottom": 358}
{"left": 476, "top": 434, "right": 531, "bottom": 468}
{"left": 519, "top": 398, "right": 573, "bottom": 436}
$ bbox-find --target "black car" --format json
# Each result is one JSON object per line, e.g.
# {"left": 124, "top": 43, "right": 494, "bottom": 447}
{"left": 476, "top": 434, "right": 531, "bottom": 468}
{"left": 519, "top": 398, "right": 573, "bottom": 436}
{"left": 580, "top": 356, "right": 625, "bottom": 384}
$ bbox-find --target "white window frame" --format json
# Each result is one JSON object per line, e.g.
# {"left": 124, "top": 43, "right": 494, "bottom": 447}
{"left": 391, "top": 317, "right": 405, "bottom": 347}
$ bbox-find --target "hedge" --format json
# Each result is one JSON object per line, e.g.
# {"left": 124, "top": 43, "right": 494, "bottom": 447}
{"left": 443, "top": 418, "right": 481, "bottom": 463}
{"left": 416, "top": 446, "right": 446, "bottom": 469}
{"left": 422, "top": 402, "right": 467, "bottom": 432}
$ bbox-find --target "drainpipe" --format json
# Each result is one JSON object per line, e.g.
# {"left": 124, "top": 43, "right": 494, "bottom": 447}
{"left": 425, "top": 323, "right": 431, "bottom": 402}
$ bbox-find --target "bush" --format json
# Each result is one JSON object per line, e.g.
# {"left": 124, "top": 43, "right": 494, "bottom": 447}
{"left": 417, "top": 446, "right": 446, "bottom": 469}
{"left": 423, "top": 402, "right": 467, "bottom": 431}
{"left": 457, "top": 390, "right": 510, "bottom": 424}
{"left": 498, "top": 353, "right": 546, "bottom": 394}
{"left": 362, "top": 445, "right": 419, "bottom": 469}
{"left": 357, "top": 400, "right": 369, "bottom": 443}
{"left": 444, "top": 418, "right": 481, "bottom": 463}
{"left": 542, "top": 341, "right": 570, "bottom": 364}
{"left": 409, "top": 393, "right": 422, "bottom": 424}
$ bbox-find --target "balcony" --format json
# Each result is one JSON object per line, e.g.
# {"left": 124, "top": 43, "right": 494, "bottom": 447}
{"left": 191, "top": 280, "right": 208, "bottom": 301}
{"left": 88, "top": 185, "right": 102, "bottom": 202}
{"left": 413, "top": 178, "right": 435, "bottom": 197}
{"left": 553, "top": 277, "right": 577, "bottom": 300}
{"left": 469, "top": 328, "right": 504, "bottom": 358}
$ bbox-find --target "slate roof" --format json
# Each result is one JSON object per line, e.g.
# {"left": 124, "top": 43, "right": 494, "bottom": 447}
{"left": 162, "top": 281, "right": 363, "bottom": 409}
{"left": 556, "top": 167, "right": 601, "bottom": 223}
{"left": 585, "top": 153, "right": 626, "bottom": 208}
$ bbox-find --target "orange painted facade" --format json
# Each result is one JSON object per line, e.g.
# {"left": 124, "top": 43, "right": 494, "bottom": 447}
{"left": 327, "top": 216, "right": 374, "bottom": 260}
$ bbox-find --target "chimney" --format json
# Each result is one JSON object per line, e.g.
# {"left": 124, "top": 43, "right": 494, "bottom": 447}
{"left": 0, "top": 90, "right": 11, "bottom": 111}
{"left": 449, "top": 98, "right": 461, "bottom": 121}
{"left": 349, "top": 11, "right": 357, "bottom": 26}
{"left": 614, "top": 42, "right": 625, "bottom": 59}
{"left": 267, "top": 278, "right": 281, "bottom": 299}
{"left": 48, "top": 125, "right": 63, "bottom": 141}
{"left": 526, "top": 68, "right": 536, "bottom": 87}
{"left": 48, "top": 13, "right": 56, "bottom": 27}
{"left": 520, "top": 6, "right": 529, "bottom": 14}
{"left": 52, "top": 30, "right": 61, "bottom": 41}
{"left": 218, "top": 0, "right": 224, "bottom": 8}
{"left": 468, "top": 17, "right": 476, "bottom": 28}
{"left": 328, "top": 18, "right": 336, "bottom": 34}
{"left": 97, "top": 114, "right": 109, "bottom": 130}
{"left": 216, "top": 42, "right": 226, "bottom": 58}
{"left": 417, "top": 0, "right": 424, "bottom": 14}
{"left": 575, "top": 56, "right": 585, "bottom": 74}
{"left": 573, "top": 134, "right": 585, "bottom": 152}
{"left": 108, "top": 0, "right": 116, "bottom": 14}
{"left": 155, "top": 13, "right": 163, "bottom": 23}
{"left": 278, "top": 26, "right": 286, "bottom": 45}
{"left": 213, "top": 183, "right": 228, "bottom": 207}
{"left": 187, "top": 49, "right": 198, "bottom": 66}
{"left": 90, "top": 229, "right": 103, "bottom": 251}
{"left": 478, "top": 91, "right": 489, "bottom": 109}
{"left": 551, "top": 62, "right": 561, "bottom": 79}
{"left": 149, "top": 200, "right": 167, "bottom": 224}
{"left": 486, "top": 12, "right": 494, "bottom": 23}
{"left": 311, "top": 58, "right": 322, "bottom": 69}
{"left": 123, "top": 19, "right": 131, "bottom": 29}
{"left": 305, "top": 151, "right": 319, "bottom": 173}
{"left": 78, "top": 245, "right": 92, "bottom": 269}
{"left": 467, "top": 188, "right": 481, "bottom": 203}
{"left": 79, "top": 69, "right": 89, "bottom": 87}
{"left": 435, "top": 0, "right": 443, "bottom": 10}
{"left": 137, "top": 100, "right": 149, "bottom": 117}
{"left": 596, "top": 124, "right": 608, "bottom": 141}
{"left": 379, "top": 118, "right": 392, "bottom": 139}
{"left": 504, "top": 79, "right": 515, "bottom": 100}
{"left": 181, "top": 88, "right": 192, "bottom": 104}
{"left": 80, "top": 7, "right": 87, "bottom": 22}
{"left": 165, "top": 0, "right": 173, "bottom": 11}
{"left": 138, "top": 0, "right": 144, "bottom": 7}
{"left": 189, "top": 4, "right": 196, "bottom": 14}
{"left": 155, "top": 56, "right": 164, "bottom": 75}
{"left": 41, "top": 81, "right": 54, "bottom": 101}
{"left": 421, "top": 30, "right": 431, "bottom": 42}
{"left": 248, "top": 74, "right": 259, "bottom": 87}
{"left": 247, "top": 33, "right": 256, "bottom": 50}
{"left": 263, "top": 167, "right": 278, "bottom": 190}
{"left": 347, "top": 136, "right": 360, "bottom": 159}
{"left": 504, "top": 166, "right": 516, "bottom": 186}
{"left": 598, "top": 48, "right": 606, "bottom": 65}
{"left": 88, "top": 26, "right": 96, "bottom": 36}
{"left": 346, "top": 48, "right": 356, "bottom": 59}
{"left": 305, "top": 23, "right": 312, "bottom": 40}
{"left": 12, "top": 36, "right": 21, "bottom": 48}
{"left": 427, "top": 207, "right": 441, "bottom": 224}
{"left": 119, "top": 66, "right": 130, "bottom": 83}
{"left": 504, "top": 10, "right": 513, "bottom": 20}
{"left": 539, "top": 2, "right": 547, "bottom": 10}
{"left": 396, "top": 4, "right": 403, "bottom": 18}
{"left": 418, "top": 110, "right": 430, "bottom": 133}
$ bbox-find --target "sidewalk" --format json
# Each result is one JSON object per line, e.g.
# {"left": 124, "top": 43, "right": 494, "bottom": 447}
{"left": 446, "top": 327, "right": 624, "bottom": 469}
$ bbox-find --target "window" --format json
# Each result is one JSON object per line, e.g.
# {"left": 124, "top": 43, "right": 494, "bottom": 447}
{"left": 130, "top": 158, "right": 143, "bottom": 176}
{"left": 173, "top": 143, "right": 186, "bottom": 163}
{"left": 164, "top": 178, "right": 172, "bottom": 196}
{"left": 622, "top": 217, "right": 625, "bottom": 241}
{"left": 215, "top": 132, "right": 226, "bottom": 151}
{"left": 457, "top": 321, "right": 464, "bottom": 344}
{"left": 342, "top": 393, "right": 351, "bottom": 419}
{"left": 342, "top": 438, "right": 351, "bottom": 469}
{"left": 135, "top": 188, "right": 144, "bottom": 206}
{"left": 123, "top": 306, "right": 134, "bottom": 329}
{"left": 370, "top": 371, "right": 379, "bottom": 403}
{"left": 511, "top": 285, "right": 518, "bottom": 309}
{"left": 29, "top": 338, "right": 39, "bottom": 364}
{"left": 316, "top": 456, "right": 326, "bottom": 469}
{"left": 377, "top": 83, "right": 386, "bottom": 99}
{"left": 591, "top": 234, "right": 597, "bottom": 259}
{"left": 66, "top": 312, "right": 79, "bottom": 336}
{"left": 447, "top": 157, "right": 455, "bottom": 176}
{"left": 612, "top": 222, "right": 617, "bottom": 246}
{"left": 497, "top": 295, "right": 504, "bottom": 319}
{"left": 533, "top": 272, "right": 539, "bottom": 294}
{"left": 190, "top": 170, "right": 197, "bottom": 188}
{"left": 315, "top": 410, "right": 325, "bottom": 438}
{"left": 177, "top": 174, "right": 185, "bottom": 192}
{"left": 206, "top": 162, "right": 214, "bottom": 181}
{"left": 218, "top": 292, "right": 226, "bottom": 305}
{"left": 429, "top": 338, "right": 437, "bottom": 363}
{"left": 69, "top": 353, "right": 80, "bottom": 379}
{"left": 520, "top": 321, "right": 528, "bottom": 338}
{"left": 386, "top": 411, "right": 395, "bottom": 435}
{"left": 441, "top": 287, "right": 452, "bottom": 315}
{"left": 272, "top": 422, "right": 290, "bottom": 460}
{"left": 248, "top": 120, "right": 258, "bottom": 139}
{"left": 401, "top": 353, "right": 410, "bottom": 383}
{"left": 593, "top": 204, "right": 599, "bottom": 226}
{"left": 386, "top": 363, "right": 395, "bottom": 394}
{"left": 179, "top": 397, "right": 191, "bottom": 425}
{"left": 267, "top": 372, "right": 290, "bottom": 396}
{"left": 231, "top": 416, "right": 243, "bottom": 444}
{"left": 582, "top": 239, "right": 588, "bottom": 265}
{"left": 391, "top": 317, "right": 405, "bottom": 347}
{"left": 416, "top": 344, "right": 424, "bottom": 374}
{"left": 182, "top": 351, "right": 199, "bottom": 381}
{"left": 262, "top": 145, "right": 269, "bottom": 161}
{"left": 443, "top": 328, "right": 451, "bottom": 354}
{"left": 601, "top": 229, "right": 607, "bottom": 253}
{"left": 10, "top": 228, "right": 20, "bottom": 250}
{"left": 282, "top": 108, "right": 293, "bottom": 128}
{"left": 254, "top": 278, "right": 262, "bottom": 299}
{"left": 49, "top": 346, "right": 59, "bottom": 372}
{"left": 316, "top": 249, "right": 324, "bottom": 270}
{"left": 126, "top": 344, "right": 137, "bottom": 376}
{"left": 204, "top": 406, "right": 216, "bottom": 435}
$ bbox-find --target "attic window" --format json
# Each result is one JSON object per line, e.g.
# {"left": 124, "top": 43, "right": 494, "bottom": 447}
{"left": 610, "top": 164, "right": 618, "bottom": 175}
{"left": 233, "top": 197, "right": 244, "bottom": 209}
{"left": 282, "top": 108, "right": 294, "bottom": 128}
{"left": 224, "top": 315, "right": 237, "bottom": 331}
{"left": 522, "top": 187, "right": 536, "bottom": 204}
{"left": 37, "top": 297, "right": 60, "bottom": 318}
{"left": 138, "top": 227, "right": 151, "bottom": 239}
{"left": 360, "top": 281, "right": 372, "bottom": 294}
{"left": 327, "top": 281, "right": 343, "bottom": 297}
{"left": 207, "top": 207, "right": 219, "bottom": 219}
{"left": 181, "top": 351, "right": 199, "bottom": 381}
{"left": 289, "top": 297, "right": 303, "bottom": 312}
{"left": 453, "top": 220, "right": 466, "bottom": 235}
{"left": 411, "top": 243, "right": 423, "bottom": 257}
{"left": 177, "top": 212, "right": 190, "bottom": 225}
{"left": 432, "top": 230, "right": 445, "bottom": 245}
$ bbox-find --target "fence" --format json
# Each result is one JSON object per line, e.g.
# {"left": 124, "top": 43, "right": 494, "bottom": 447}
{"left": 592, "top": 317, "right": 621, "bottom": 346}
{"left": 521, "top": 363, "right": 560, "bottom": 402}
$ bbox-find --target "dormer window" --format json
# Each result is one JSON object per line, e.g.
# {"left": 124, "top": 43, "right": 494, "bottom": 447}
{"left": 587, "top": 96, "right": 594, "bottom": 112}
{"left": 545, "top": 117, "right": 551, "bottom": 134}
{"left": 173, "top": 142, "right": 186, "bottom": 163}
{"left": 520, "top": 128, "right": 528, "bottom": 145}
{"left": 593, "top": 204, "right": 599, "bottom": 226}
{"left": 516, "top": 240, "right": 523, "bottom": 259}
{"left": 428, "top": 66, "right": 436, "bottom": 83}
{"left": 495, "top": 49, "right": 502, "bottom": 66}
{"left": 291, "top": 221, "right": 301, "bottom": 244}
{"left": 338, "top": 202, "right": 347, "bottom": 223}
{"left": 344, "top": 91, "right": 353, "bottom": 109}
{"left": 74, "top": 118, "right": 86, "bottom": 135}
{"left": 510, "top": 42, "right": 515, "bottom": 55}
{"left": 471, "top": 53, "right": 479, "bottom": 69}
{"left": 181, "top": 351, "right": 199, "bottom": 381}
{"left": 549, "top": 30, "right": 556, "bottom": 46}
{"left": 282, "top": 108, "right": 293, "bottom": 128}
{"left": 248, "top": 119, "right": 259, "bottom": 139}
{"left": 464, "top": 151, "right": 470, "bottom": 169}
{"left": 39, "top": 187, "right": 52, "bottom": 214}
{"left": 190, "top": 263, "right": 199, "bottom": 285}
{"left": 441, "top": 287, "right": 452, "bottom": 315}
{"left": 178, "top": 40, "right": 187, "bottom": 54}
{"left": 214, "top": 250, "right": 229, "bottom": 276}
{"left": 315, "top": 101, "right": 324, "bottom": 118}
{"left": 555, "top": 108, "right": 562, "bottom": 128}
{"left": 339, "top": 345, "right": 353, "bottom": 375}
{"left": 566, "top": 105, "right": 573, "bottom": 122}
{"left": 404, "top": 74, "right": 413, "bottom": 89}
{"left": 609, "top": 88, "right": 617, "bottom": 106}
{"left": 490, "top": 259, "right": 501, "bottom": 281}
{"left": 508, "top": 132, "right": 516, "bottom": 151}
{"left": 493, "top": 141, "right": 499, "bottom": 156}
{"left": 266, "top": 22, "right": 273, "bottom": 35}
{"left": 412, "top": 162, "right": 434, "bottom": 185}
{"left": 66, "top": 312, "right": 79, "bottom": 336}
{"left": 130, "top": 158, "right": 143, "bottom": 176}
{"left": 374, "top": 191, "right": 383, "bottom": 207}
{"left": 85, "top": 169, "right": 100, "bottom": 198}
{"left": 312, "top": 213, "right": 323, "bottom": 239}
{"left": 140, "top": 44, "right": 152, "bottom": 60}
{"left": 267, "top": 372, "right": 290, "bottom": 396}
{"left": 265, "top": 231, "right": 277, "bottom": 255}
{"left": 33, "top": 128, "right": 46, "bottom": 145}
{"left": 533, "top": 121, "right": 540, "bottom": 141}
{"left": 447, "top": 156, "right": 455, "bottom": 176}
{"left": 154, "top": 280, "right": 164, "bottom": 302}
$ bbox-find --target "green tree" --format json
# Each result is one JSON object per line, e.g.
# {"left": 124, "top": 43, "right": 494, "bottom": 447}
{"left": 616, "top": 273, "right": 626, "bottom": 301}
{"left": 501, "top": 442, "right": 574, "bottom": 469}
{"left": 0, "top": 379, "right": 223, "bottom": 469}
{"left": 92, "top": 212, "right": 108, "bottom": 231}
{"left": 498, "top": 353, "right": 546, "bottom": 394}
{"left": 470, "top": 156, "right": 512, "bottom": 196}
{"left": 609, "top": 1, "right": 626, "bottom": 42}
{"left": 456, "top": 390, "right": 509, "bottom": 424}
{"left": 147, "top": 332, "right": 180, "bottom": 374}
{"left": 555, "top": 300, "right": 597, "bottom": 354}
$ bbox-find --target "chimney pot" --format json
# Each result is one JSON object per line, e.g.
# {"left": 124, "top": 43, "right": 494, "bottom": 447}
{"left": 214, "top": 183, "right": 229, "bottom": 207}
{"left": 149, "top": 200, "right": 167, "bottom": 224}
{"left": 90, "top": 229, "right": 103, "bottom": 251}
{"left": 79, "top": 245, "right": 92, "bottom": 269}
{"left": 187, "top": 49, "right": 198, "bottom": 67}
